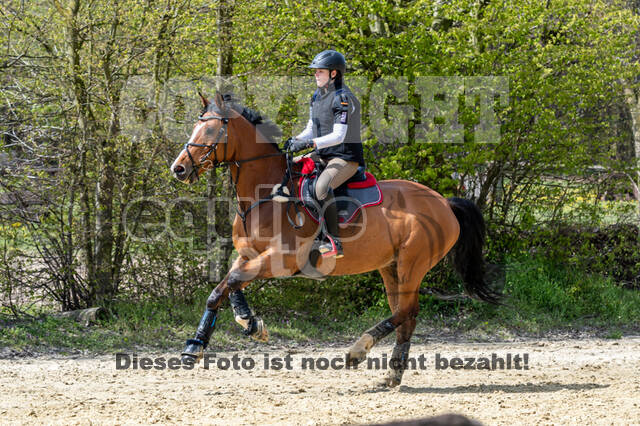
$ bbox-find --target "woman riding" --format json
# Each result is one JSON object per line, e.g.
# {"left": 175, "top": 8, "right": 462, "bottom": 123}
{"left": 287, "top": 49, "right": 365, "bottom": 259}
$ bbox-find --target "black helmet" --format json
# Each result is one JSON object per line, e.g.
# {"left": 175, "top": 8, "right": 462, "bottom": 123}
{"left": 309, "top": 50, "right": 346, "bottom": 76}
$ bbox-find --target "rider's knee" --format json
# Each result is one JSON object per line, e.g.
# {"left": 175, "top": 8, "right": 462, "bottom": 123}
{"left": 316, "top": 190, "right": 328, "bottom": 201}
{"left": 315, "top": 183, "right": 329, "bottom": 200}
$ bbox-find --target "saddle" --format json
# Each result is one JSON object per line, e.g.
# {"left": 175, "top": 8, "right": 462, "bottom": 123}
{"left": 296, "top": 157, "right": 382, "bottom": 225}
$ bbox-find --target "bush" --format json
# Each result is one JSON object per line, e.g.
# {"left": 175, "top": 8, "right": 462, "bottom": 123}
{"left": 517, "top": 223, "right": 640, "bottom": 289}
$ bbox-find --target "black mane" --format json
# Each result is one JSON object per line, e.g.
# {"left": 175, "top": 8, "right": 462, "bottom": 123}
{"left": 202, "top": 94, "right": 282, "bottom": 152}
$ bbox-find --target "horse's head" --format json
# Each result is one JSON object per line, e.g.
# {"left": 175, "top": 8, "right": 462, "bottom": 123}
{"left": 171, "top": 92, "right": 240, "bottom": 184}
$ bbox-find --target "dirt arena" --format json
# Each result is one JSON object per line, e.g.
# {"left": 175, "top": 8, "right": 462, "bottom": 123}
{"left": 0, "top": 337, "right": 638, "bottom": 425}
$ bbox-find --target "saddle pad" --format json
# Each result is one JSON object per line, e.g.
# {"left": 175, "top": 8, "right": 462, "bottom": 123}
{"left": 347, "top": 172, "right": 377, "bottom": 189}
{"left": 298, "top": 175, "right": 383, "bottom": 224}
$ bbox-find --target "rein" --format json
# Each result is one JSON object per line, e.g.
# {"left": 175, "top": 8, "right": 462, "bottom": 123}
{"left": 181, "top": 112, "right": 302, "bottom": 234}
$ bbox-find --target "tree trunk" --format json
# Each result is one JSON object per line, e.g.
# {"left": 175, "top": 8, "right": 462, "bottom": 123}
{"left": 207, "top": 0, "right": 235, "bottom": 283}
{"left": 623, "top": 85, "right": 640, "bottom": 217}
{"left": 624, "top": 0, "right": 640, "bottom": 217}
{"left": 217, "top": 0, "right": 234, "bottom": 78}
{"left": 65, "top": 0, "right": 98, "bottom": 302}
{"left": 94, "top": 6, "right": 122, "bottom": 303}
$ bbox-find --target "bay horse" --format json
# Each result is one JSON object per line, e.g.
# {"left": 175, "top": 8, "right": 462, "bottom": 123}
{"left": 170, "top": 92, "right": 500, "bottom": 387}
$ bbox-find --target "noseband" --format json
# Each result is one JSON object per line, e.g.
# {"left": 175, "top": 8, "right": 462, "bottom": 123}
{"left": 182, "top": 113, "right": 229, "bottom": 182}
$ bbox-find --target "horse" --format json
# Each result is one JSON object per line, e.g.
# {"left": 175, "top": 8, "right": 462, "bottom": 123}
{"left": 170, "top": 92, "right": 501, "bottom": 387}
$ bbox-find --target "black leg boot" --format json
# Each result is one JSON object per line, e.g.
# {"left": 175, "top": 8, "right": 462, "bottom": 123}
{"left": 318, "top": 189, "right": 344, "bottom": 258}
{"left": 181, "top": 308, "right": 217, "bottom": 363}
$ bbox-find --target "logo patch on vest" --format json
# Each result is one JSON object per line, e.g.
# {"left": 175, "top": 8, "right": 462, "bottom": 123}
{"left": 340, "top": 111, "right": 348, "bottom": 124}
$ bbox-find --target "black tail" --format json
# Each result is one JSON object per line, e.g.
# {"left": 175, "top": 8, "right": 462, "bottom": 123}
{"left": 446, "top": 197, "right": 502, "bottom": 304}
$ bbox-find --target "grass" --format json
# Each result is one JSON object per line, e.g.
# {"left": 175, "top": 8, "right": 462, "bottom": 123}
{"left": 1, "top": 255, "right": 640, "bottom": 355}
{"left": 455, "top": 255, "right": 640, "bottom": 335}
{"left": 0, "top": 300, "right": 390, "bottom": 355}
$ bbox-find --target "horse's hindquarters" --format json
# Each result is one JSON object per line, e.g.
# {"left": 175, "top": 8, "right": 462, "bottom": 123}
{"left": 326, "top": 180, "right": 460, "bottom": 277}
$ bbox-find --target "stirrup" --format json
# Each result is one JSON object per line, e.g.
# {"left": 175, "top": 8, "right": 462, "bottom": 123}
{"left": 319, "top": 235, "right": 344, "bottom": 259}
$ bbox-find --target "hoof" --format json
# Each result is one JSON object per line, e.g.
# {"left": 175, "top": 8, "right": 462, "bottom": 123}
{"left": 250, "top": 317, "right": 269, "bottom": 343}
{"left": 181, "top": 353, "right": 199, "bottom": 365}
{"left": 181, "top": 339, "right": 204, "bottom": 364}
{"left": 346, "top": 333, "right": 374, "bottom": 367}
{"left": 377, "top": 364, "right": 404, "bottom": 388}
{"left": 377, "top": 374, "right": 402, "bottom": 388}
{"left": 346, "top": 348, "right": 367, "bottom": 367}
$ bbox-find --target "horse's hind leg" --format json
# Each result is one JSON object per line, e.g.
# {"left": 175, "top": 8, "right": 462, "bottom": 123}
{"left": 378, "top": 263, "right": 420, "bottom": 387}
{"left": 346, "top": 262, "right": 420, "bottom": 380}
{"left": 377, "top": 218, "right": 456, "bottom": 386}
{"left": 347, "top": 246, "right": 427, "bottom": 387}
{"left": 345, "top": 264, "right": 398, "bottom": 366}
{"left": 384, "top": 312, "right": 417, "bottom": 387}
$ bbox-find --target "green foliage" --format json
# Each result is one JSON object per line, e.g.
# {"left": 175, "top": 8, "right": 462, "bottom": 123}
{"left": 1, "top": 0, "right": 640, "bottom": 334}
{"left": 503, "top": 255, "right": 640, "bottom": 326}
{"left": 490, "top": 223, "right": 640, "bottom": 289}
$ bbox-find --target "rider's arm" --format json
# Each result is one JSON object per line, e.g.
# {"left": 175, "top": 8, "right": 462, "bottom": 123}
{"left": 295, "top": 116, "right": 314, "bottom": 141}
{"left": 312, "top": 123, "right": 348, "bottom": 149}
{"left": 295, "top": 102, "right": 314, "bottom": 141}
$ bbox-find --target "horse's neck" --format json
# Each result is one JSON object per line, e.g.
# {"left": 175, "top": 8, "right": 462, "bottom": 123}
{"left": 229, "top": 122, "right": 286, "bottom": 203}
{"left": 230, "top": 158, "right": 286, "bottom": 202}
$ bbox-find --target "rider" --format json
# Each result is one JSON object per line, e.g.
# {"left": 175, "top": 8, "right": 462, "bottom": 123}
{"left": 287, "top": 49, "right": 365, "bottom": 259}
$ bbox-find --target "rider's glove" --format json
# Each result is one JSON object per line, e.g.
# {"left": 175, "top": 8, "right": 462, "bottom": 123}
{"left": 289, "top": 138, "right": 313, "bottom": 153}
{"left": 283, "top": 137, "right": 295, "bottom": 150}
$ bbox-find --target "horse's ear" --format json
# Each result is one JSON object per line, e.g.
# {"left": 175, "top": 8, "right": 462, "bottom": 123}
{"left": 214, "top": 92, "right": 225, "bottom": 110}
{"left": 198, "top": 91, "right": 209, "bottom": 109}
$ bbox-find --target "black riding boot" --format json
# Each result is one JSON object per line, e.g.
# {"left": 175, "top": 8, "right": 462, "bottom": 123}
{"left": 318, "top": 190, "right": 344, "bottom": 258}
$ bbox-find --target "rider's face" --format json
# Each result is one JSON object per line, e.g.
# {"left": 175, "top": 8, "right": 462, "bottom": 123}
{"left": 315, "top": 68, "right": 335, "bottom": 87}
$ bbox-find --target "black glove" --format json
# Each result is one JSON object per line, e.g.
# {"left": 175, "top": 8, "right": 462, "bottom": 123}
{"left": 283, "top": 137, "right": 294, "bottom": 150}
{"left": 289, "top": 138, "right": 313, "bottom": 152}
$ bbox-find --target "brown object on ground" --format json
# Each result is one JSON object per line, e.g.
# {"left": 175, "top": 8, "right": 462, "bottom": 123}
{"left": 369, "top": 413, "right": 483, "bottom": 425}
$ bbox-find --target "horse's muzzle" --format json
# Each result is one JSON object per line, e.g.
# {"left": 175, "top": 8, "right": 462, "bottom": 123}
{"left": 172, "top": 164, "right": 190, "bottom": 182}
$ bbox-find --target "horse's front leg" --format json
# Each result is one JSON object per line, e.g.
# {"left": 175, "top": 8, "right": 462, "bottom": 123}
{"left": 228, "top": 289, "right": 268, "bottom": 342}
{"left": 226, "top": 247, "right": 295, "bottom": 342}
{"left": 180, "top": 263, "right": 240, "bottom": 364}
{"left": 181, "top": 248, "right": 288, "bottom": 363}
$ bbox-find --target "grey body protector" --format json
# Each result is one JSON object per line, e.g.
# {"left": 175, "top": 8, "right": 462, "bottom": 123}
{"left": 311, "top": 81, "right": 365, "bottom": 167}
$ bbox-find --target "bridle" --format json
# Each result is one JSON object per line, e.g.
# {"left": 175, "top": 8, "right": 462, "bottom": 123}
{"left": 179, "top": 109, "right": 300, "bottom": 233}
{"left": 181, "top": 112, "right": 230, "bottom": 183}
{"left": 181, "top": 110, "right": 287, "bottom": 181}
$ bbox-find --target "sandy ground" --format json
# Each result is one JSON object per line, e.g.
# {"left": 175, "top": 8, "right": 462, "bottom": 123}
{"left": 0, "top": 338, "right": 639, "bottom": 425}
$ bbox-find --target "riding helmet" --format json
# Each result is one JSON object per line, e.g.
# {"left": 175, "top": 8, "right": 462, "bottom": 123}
{"left": 309, "top": 50, "right": 346, "bottom": 75}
